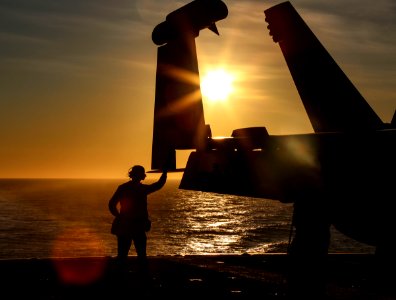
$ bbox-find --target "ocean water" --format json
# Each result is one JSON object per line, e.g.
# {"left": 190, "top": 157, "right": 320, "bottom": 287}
{"left": 0, "top": 178, "right": 375, "bottom": 259}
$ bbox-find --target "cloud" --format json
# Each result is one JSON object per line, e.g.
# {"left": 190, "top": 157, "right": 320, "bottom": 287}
{"left": 0, "top": 0, "right": 151, "bottom": 74}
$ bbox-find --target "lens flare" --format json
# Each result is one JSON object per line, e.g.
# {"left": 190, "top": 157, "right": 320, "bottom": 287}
{"left": 51, "top": 227, "right": 106, "bottom": 285}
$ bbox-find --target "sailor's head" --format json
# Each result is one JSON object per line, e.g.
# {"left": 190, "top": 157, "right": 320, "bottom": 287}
{"left": 128, "top": 165, "right": 146, "bottom": 180}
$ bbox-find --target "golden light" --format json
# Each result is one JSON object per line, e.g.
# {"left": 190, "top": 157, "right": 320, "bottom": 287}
{"left": 201, "top": 69, "right": 235, "bottom": 102}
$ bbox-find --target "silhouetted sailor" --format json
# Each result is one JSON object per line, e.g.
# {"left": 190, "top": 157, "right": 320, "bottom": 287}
{"left": 109, "top": 165, "right": 167, "bottom": 270}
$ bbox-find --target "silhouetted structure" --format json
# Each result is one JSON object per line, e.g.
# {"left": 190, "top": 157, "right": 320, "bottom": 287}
{"left": 151, "top": 0, "right": 227, "bottom": 170}
{"left": 109, "top": 166, "right": 167, "bottom": 270}
{"left": 150, "top": 0, "right": 395, "bottom": 298}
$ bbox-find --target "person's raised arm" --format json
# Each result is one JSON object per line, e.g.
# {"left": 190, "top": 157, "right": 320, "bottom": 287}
{"left": 147, "top": 170, "right": 167, "bottom": 194}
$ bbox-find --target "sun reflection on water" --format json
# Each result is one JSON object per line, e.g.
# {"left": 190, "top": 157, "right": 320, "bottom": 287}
{"left": 155, "top": 189, "right": 292, "bottom": 255}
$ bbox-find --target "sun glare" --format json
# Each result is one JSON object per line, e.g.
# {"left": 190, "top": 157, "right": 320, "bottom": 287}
{"left": 201, "top": 69, "right": 234, "bottom": 102}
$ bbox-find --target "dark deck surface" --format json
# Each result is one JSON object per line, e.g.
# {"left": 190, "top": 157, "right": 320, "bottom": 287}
{"left": 0, "top": 254, "right": 395, "bottom": 299}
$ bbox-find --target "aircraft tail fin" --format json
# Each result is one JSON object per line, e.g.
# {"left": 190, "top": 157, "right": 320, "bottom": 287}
{"left": 151, "top": 41, "right": 208, "bottom": 170}
{"left": 150, "top": 0, "right": 227, "bottom": 171}
{"left": 264, "top": 1, "right": 385, "bottom": 132}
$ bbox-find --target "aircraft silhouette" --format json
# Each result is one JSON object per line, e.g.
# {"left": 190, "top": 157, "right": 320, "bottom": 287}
{"left": 151, "top": 0, "right": 396, "bottom": 261}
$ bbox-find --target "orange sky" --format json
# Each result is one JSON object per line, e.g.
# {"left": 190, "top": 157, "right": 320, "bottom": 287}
{"left": 1, "top": 0, "right": 395, "bottom": 178}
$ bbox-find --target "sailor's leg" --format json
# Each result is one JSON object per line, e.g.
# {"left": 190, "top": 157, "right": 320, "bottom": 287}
{"left": 133, "top": 232, "right": 148, "bottom": 272}
{"left": 116, "top": 235, "right": 133, "bottom": 271}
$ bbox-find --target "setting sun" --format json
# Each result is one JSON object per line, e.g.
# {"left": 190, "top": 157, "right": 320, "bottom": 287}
{"left": 201, "top": 69, "right": 235, "bottom": 102}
